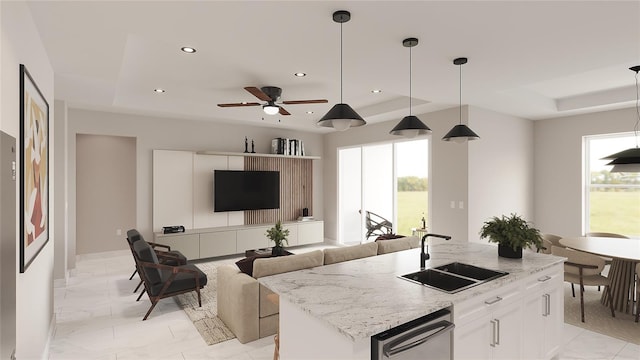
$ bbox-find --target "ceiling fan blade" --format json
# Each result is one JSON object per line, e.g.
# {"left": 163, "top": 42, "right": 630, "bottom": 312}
{"left": 244, "top": 86, "right": 272, "bottom": 101}
{"left": 217, "top": 102, "right": 261, "bottom": 107}
{"left": 279, "top": 107, "right": 291, "bottom": 116}
{"left": 281, "top": 99, "right": 328, "bottom": 105}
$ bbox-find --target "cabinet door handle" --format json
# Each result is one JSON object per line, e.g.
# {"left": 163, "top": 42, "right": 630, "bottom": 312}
{"left": 538, "top": 275, "right": 551, "bottom": 282}
{"left": 545, "top": 294, "right": 551, "bottom": 316}
{"left": 490, "top": 320, "right": 497, "bottom": 347}
{"left": 495, "top": 318, "right": 500, "bottom": 345}
{"left": 484, "top": 296, "right": 503, "bottom": 305}
{"left": 542, "top": 294, "right": 548, "bottom": 316}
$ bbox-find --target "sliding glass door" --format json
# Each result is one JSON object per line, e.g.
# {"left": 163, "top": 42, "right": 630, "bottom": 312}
{"left": 338, "top": 139, "right": 428, "bottom": 244}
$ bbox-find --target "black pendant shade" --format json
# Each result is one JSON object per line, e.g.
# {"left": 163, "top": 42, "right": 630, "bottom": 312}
{"left": 600, "top": 65, "right": 640, "bottom": 172}
{"left": 318, "top": 10, "right": 365, "bottom": 131}
{"left": 443, "top": 57, "right": 480, "bottom": 142}
{"left": 317, "top": 103, "right": 366, "bottom": 131}
{"left": 442, "top": 124, "right": 480, "bottom": 142}
{"left": 390, "top": 37, "right": 431, "bottom": 137}
{"left": 390, "top": 116, "right": 431, "bottom": 137}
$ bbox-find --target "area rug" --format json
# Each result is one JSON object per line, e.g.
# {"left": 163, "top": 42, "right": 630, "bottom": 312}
{"left": 563, "top": 283, "right": 639, "bottom": 345}
{"left": 174, "top": 260, "right": 238, "bottom": 345}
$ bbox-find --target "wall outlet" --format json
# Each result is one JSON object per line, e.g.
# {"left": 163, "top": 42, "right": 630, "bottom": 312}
{"left": 450, "top": 201, "right": 455, "bottom": 209}
{"left": 458, "top": 201, "right": 464, "bottom": 209}
{"left": 116, "top": 229, "right": 122, "bottom": 236}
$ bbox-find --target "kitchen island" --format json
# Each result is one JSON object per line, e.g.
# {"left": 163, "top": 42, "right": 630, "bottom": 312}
{"left": 259, "top": 241, "right": 565, "bottom": 360}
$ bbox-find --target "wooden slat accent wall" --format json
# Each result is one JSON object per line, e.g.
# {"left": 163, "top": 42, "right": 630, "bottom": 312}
{"left": 244, "top": 157, "right": 313, "bottom": 224}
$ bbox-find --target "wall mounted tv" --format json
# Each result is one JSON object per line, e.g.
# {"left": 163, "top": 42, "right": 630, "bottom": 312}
{"left": 214, "top": 170, "right": 280, "bottom": 212}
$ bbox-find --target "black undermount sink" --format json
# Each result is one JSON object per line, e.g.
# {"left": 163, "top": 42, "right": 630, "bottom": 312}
{"left": 400, "top": 262, "right": 508, "bottom": 294}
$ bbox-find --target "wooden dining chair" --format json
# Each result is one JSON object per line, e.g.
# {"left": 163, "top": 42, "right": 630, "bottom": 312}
{"left": 551, "top": 246, "right": 615, "bottom": 322}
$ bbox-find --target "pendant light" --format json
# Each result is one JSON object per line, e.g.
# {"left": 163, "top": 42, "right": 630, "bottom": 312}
{"left": 390, "top": 38, "right": 432, "bottom": 138}
{"left": 601, "top": 65, "right": 640, "bottom": 172}
{"left": 443, "top": 57, "right": 480, "bottom": 142}
{"left": 317, "top": 10, "right": 366, "bottom": 131}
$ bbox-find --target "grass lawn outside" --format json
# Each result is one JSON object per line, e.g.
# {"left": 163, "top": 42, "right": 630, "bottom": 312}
{"left": 397, "top": 191, "right": 428, "bottom": 236}
{"left": 589, "top": 190, "right": 640, "bottom": 237}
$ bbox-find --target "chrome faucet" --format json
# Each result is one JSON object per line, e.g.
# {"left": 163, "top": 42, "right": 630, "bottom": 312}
{"left": 421, "top": 233, "right": 452, "bottom": 270}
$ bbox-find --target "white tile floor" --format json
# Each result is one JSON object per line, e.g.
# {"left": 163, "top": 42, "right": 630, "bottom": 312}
{"left": 50, "top": 249, "right": 639, "bottom": 360}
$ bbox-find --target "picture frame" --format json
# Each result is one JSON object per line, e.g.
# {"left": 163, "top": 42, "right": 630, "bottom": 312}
{"left": 19, "top": 64, "right": 49, "bottom": 273}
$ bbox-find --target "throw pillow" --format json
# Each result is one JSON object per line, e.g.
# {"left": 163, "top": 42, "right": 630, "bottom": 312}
{"left": 375, "top": 233, "right": 405, "bottom": 241}
{"left": 236, "top": 255, "right": 273, "bottom": 276}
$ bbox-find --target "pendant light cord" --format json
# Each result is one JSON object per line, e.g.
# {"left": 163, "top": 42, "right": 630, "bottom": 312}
{"left": 340, "top": 21, "right": 343, "bottom": 104}
{"left": 635, "top": 71, "right": 639, "bottom": 147}
{"left": 459, "top": 63, "right": 462, "bottom": 125}
{"left": 409, "top": 45, "right": 412, "bottom": 116}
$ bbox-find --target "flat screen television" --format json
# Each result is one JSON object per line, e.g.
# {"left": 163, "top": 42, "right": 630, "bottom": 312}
{"left": 214, "top": 170, "right": 280, "bottom": 212}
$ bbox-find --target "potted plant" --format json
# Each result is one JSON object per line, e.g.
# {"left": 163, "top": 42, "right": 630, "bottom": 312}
{"left": 479, "top": 213, "right": 543, "bottom": 258}
{"left": 266, "top": 220, "right": 289, "bottom": 256}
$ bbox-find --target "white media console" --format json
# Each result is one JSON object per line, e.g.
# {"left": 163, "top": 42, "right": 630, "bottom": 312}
{"left": 153, "top": 220, "right": 324, "bottom": 260}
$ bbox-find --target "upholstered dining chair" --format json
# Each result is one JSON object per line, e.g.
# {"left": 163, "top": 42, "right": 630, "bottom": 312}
{"left": 540, "top": 233, "right": 563, "bottom": 254}
{"left": 636, "top": 262, "right": 640, "bottom": 323}
{"left": 551, "top": 245, "right": 615, "bottom": 322}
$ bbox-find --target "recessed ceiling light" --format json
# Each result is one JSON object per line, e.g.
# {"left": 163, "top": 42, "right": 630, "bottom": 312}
{"left": 181, "top": 46, "right": 196, "bottom": 53}
{"left": 294, "top": 72, "right": 307, "bottom": 77}
{"left": 154, "top": 88, "right": 165, "bottom": 93}
{"left": 371, "top": 89, "right": 383, "bottom": 93}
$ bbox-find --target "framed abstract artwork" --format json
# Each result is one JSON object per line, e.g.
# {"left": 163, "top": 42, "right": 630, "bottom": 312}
{"left": 19, "top": 64, "right": 49, "bottom": 273}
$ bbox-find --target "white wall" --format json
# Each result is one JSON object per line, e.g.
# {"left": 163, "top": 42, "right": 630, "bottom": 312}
{"left": 534, "top": 107, "right": 635, "bottom": 237}
{"left": 67, "top": 108, "right": 324, "bottom": 246}
{"left": 53, "top": 100, "right": 67, "bottom": 281}
{"left": 1, "top": 1, "right": 55, "bottom": 359}
{"left": 468, "top": 107, "right": 534, "bottom": 243}
{"left": 323, "top": 107, "right": 472, "bottom": 242}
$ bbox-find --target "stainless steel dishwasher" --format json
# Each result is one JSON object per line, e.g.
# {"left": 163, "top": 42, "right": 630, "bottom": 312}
{"left": 371, "top": 308, "right": 454, "bottom": 360}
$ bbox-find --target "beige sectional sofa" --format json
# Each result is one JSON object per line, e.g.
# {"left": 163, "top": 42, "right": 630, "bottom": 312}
{"left": 216, "top": 236, "right": 420, "bottom": 343}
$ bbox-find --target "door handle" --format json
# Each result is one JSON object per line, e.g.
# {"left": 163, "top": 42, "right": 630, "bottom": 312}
{"left": 495, "top": 318, "right": 500, "bottom": 345}
{"left": 542, "top": 294, "right": 548, "bottom": 316}
{"left": 545, "top": 294, "right": 551, "bottom": 316}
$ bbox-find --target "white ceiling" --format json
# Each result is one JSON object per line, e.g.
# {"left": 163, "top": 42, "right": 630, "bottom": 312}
{"left": 26, "top": 1, "right": 640, "bottom": 133}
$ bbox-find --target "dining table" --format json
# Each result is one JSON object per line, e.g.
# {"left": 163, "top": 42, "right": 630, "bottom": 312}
{"left": 559, "top": 236, "right": 640, "bottom": 314}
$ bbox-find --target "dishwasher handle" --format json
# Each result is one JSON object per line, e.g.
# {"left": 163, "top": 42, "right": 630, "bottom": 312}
{"left": 383, "top": 320, "right": 455, "bottom": 358}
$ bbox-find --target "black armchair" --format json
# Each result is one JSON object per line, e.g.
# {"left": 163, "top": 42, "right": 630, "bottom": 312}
{"left": 133, "top": 239, "right": 208, "bottom": 320}
{"left": 360, "top": 210, "right": 393, "bottom": 240}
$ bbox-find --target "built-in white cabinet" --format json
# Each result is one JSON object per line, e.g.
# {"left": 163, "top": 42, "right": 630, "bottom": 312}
{"left": 200, "top": 231, "right": 237, "bottom": 258}
{"left": 154, "top": 220, "right": 323, "bottom": 260}
{"left": 454, "top": 263, "right": 564, "bottom": 360}
{"left": 154, "top": 233, "right": 200, "bottom": 260}
{"left": 522, "top": 264, "right": 564, "bottom": 360}
{"left": 454, "top": 283, "right": 523, "bottom": 359}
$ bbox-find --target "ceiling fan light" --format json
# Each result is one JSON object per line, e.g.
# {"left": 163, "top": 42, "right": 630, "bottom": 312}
{"left": 263, "top": 104, "right": 280, "bottom": 115}
{"left": 442, "top": 124, "right": 480, "bottom": 142}
{"left": 317, "top": 103, "right": 365, "bottom": 130}
{"left": 390, "top": 116, "right": 432, "bottom": 137}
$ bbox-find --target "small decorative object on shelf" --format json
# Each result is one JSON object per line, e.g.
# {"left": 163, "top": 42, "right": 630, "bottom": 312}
{"left": 251, "top": 140, "right": 255, "bottom": 153}
{"left": 421, "top": 213, "right": 426, "bottom": 229}
{"left": 244, "top": 136, "right": 249, "bottom": 153}
{"left": 266, "top": 220, "right": 289, "bottom": 256}
{"left": 479, "top": 213, "right": 543, "bottom": 259}
{"left": 271, "top": 137, "right": 305, "bottom": 156}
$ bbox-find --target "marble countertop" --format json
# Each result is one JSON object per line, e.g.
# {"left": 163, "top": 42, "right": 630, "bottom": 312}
{"left": 258, "top": 241, "right": 565, "bottom": 342}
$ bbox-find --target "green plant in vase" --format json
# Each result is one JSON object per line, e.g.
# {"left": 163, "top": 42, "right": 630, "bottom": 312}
{"left": 479, "top": 213, "right": 543, "bottom": 258}
{"left": 266, "top": 220, "right": 289, "bottom": 256}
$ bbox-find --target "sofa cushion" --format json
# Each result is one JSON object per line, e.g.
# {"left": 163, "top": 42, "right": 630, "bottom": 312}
{"left": 323, "top": 242, "right": 378, "bottom": 265}
{"left": 253, "top": 250, "right": 324, "bottom": 279}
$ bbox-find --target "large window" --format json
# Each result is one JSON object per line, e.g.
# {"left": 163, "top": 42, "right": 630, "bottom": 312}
{"left": 584, "top": 134, "right": 640, "bottom": 237}
{"left": 338, "top": 139, "right": 428, "bottom": 244}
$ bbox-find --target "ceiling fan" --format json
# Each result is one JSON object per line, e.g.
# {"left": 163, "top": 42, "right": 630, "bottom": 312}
{"left": 217, "top": 86, "right": 327, "bottom": 116}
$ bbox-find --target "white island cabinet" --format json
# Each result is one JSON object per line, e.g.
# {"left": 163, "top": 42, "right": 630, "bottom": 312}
{"left": 259, "top": 243, "right": 565, "bottom": 360}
